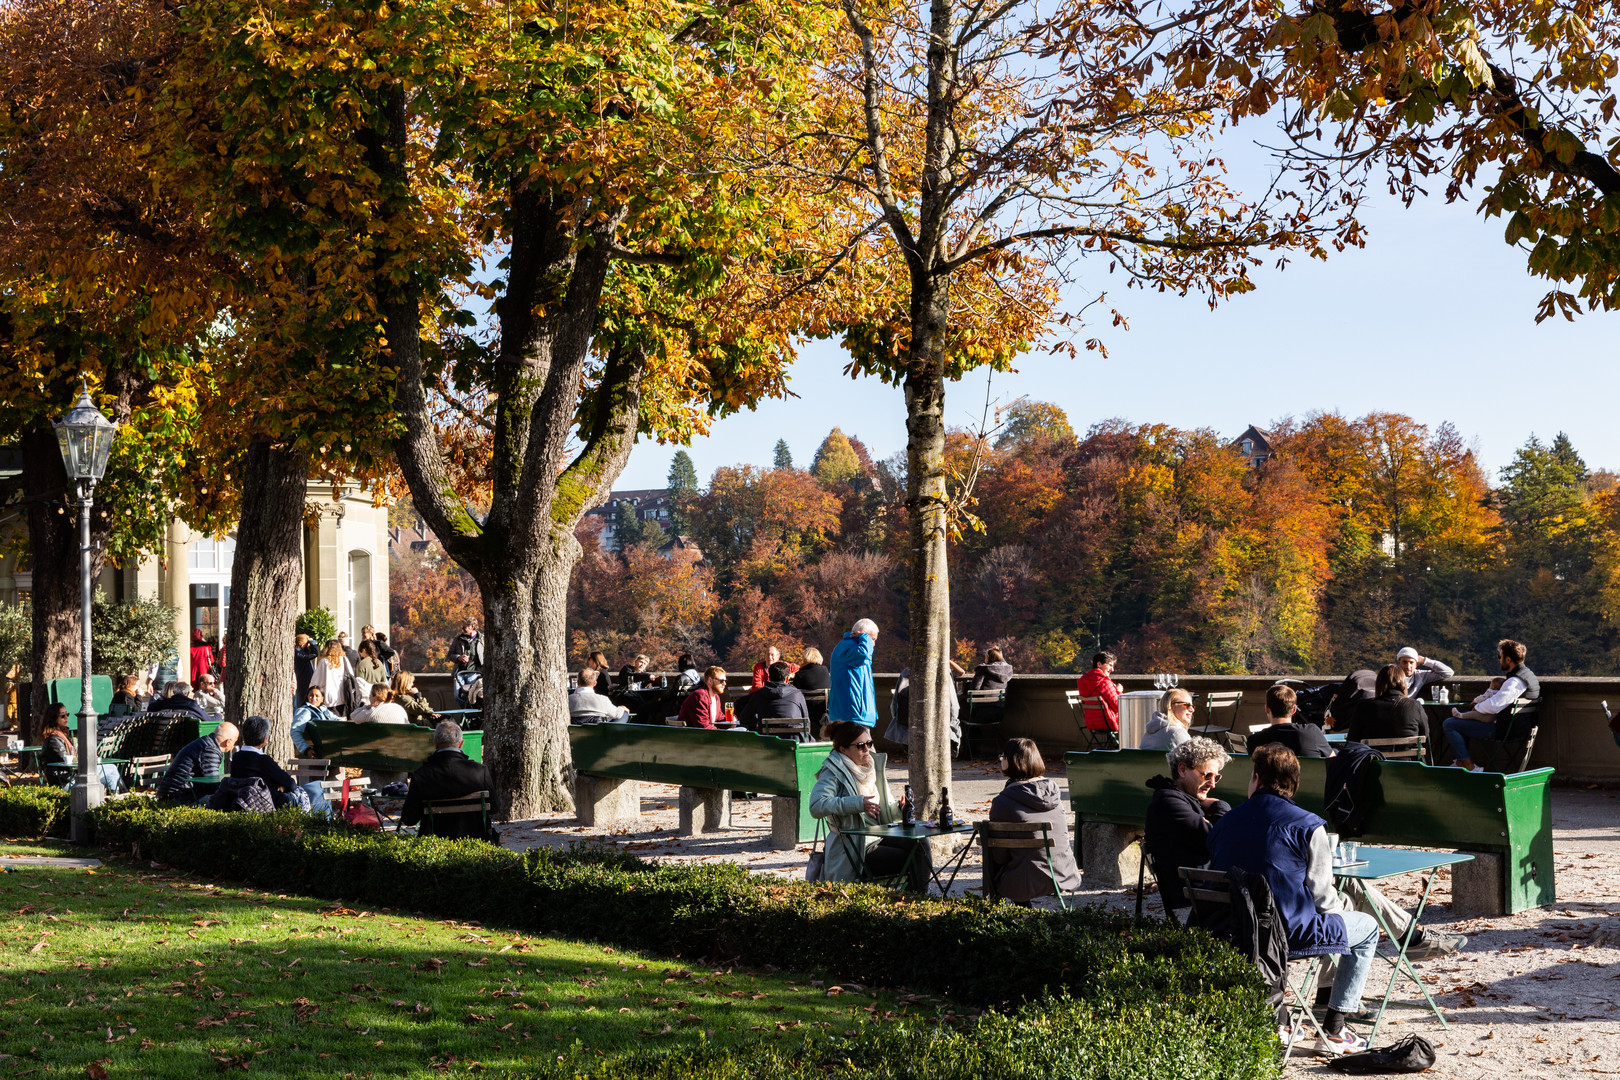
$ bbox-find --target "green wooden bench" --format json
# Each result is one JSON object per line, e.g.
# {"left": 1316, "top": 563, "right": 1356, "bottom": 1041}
{"left": 311, "top": 721, "right": 483, "bottom": 773}
{"left": 567, "top": 723, "right": 832, "bottom": 847}
{"left": 48, "top": 676, "right": 115, "bottom": 727}
{"left": 1066, "top": 749, "right": 1554, "bottom": 917}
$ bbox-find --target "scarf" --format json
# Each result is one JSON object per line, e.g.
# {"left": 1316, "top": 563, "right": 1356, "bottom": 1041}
{"left": 843, "top": 754, "right": 878, "bottom": 800}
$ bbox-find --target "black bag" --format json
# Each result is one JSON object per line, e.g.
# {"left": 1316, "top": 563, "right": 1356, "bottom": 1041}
{"left": 1326, "top": 1034, "right": 1436, "bottom": 1073}
{"left": 207, "top": 776, "right": 276, "bottom": 814}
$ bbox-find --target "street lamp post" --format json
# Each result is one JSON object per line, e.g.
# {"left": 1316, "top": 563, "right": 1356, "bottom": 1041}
{"left": 54, "top": 389, "right": 118, "bottom": 843}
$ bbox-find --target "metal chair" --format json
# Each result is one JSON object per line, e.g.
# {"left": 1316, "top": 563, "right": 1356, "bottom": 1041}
{"left": 1180, "top": 866, "right": 1326, "bottom": 1060}
{"left": 799, "top": 687, "right": 829, "bottom": 725}
{"left": 1477, "top": 702, "right": 1539, "bottom": 773}
{"left": 1065, "top": 691, "right": 1118, "bottom": 750}
{"left": 321, "top": 773, "right": 370, "bottom": 805}
{"left": 284, "top": 758, "right": 332, "bottom": 785}
{"left": 421, "top": 790, "right": 491, "bottom": 839}
{"left": 664, "top": 717, "right": 687, "bottom": 727}
{"left": 762, "top": 716, "right": 810, "bottom": 740}
{"left": 960, "top": 688, "right": 1006, "bottom": 759}
{"left": 976, "top": 821, "right": 1070, "bottom": 910}
{"left": 1191, "top": 691, "right": 1244, "bottom": 739}
{"left": 128, "top": 754, "right": 173, "bottom": 791}
{"left": 1359, "top": 736, "right": 1426, "bottom": 761}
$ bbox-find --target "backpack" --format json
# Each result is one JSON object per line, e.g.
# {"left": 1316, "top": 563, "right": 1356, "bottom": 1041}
{"left": 208, "top": 776, "right": 276, "bottom": 814}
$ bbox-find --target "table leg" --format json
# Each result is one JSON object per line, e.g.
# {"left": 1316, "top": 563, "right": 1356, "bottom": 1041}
{"left": 1361, "top": 868, "right": 1449, "bottom": 1044}
{"left": 931, "top": 837, "right": 974, "bottom": 897}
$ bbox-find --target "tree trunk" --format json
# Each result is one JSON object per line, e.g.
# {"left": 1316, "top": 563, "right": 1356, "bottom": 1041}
{"left": 479, "top": 536, "right": 580, "bottom": 818}
{"left": 21, "top": 424, "right": 91, "bottom": 742}
{"left": 223, "top": 439, "right": 309, "bottom": 760}
{"left": 902, "top": 283, "right": 954, "bottom": 819}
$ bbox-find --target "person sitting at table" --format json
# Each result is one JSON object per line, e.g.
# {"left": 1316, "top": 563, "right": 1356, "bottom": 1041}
{"left": 1140, "top": 687, "right": 1195, "bottom": 754}
{"left": 588, "top": 651, "right": 612, "bottom": 689}
{"left": 389, "top": 672, "right": 439, "bottom": 725}
{"left": 401, "top": 721, "right": 505, "bottom": 841}
{"left": 1144, "top": 736, "right": 1230, "bottom": 914}
{"left": 886, "top": 665, "right": 963, "bottom": 756}
{"left": 969, "top": 647, "right": 1014, "bottom": 693}
{"left": 1324, "top": 668, "right": 1377, "bottom": 729}
{"left": 194, "top": 673, "right": 226, "bottom": 715}
{"left": 618, "top": 653, "right": 652, "bottom": 691}
{"left": 291, "top": 686, "right": 337, "bottom": 758}
{"left": 1346, "top": 665, "right": 1429, "bottom": 744}
{"left": 673, "top": 653, "right": 703, "bottom": 694}
{"left": 1394, "top": 647, "right": 1453, "bottom": 700}
{"left": 111, "top": 674, "right": 141, "bottom": 713}
{"left": 230, "top": 714, "right": 328, "bottom": 810}
{"left": 1443, "top": 639, "right": 1540, "bottom": 772}
{"left": 156, "top": 721, "right": 239, "bottom": 805}
{"left": 146, "top": 680, "right": 210, "bottom": 721}
{"left": 751, "top": 645, "right": 799, "bottom": 690}
{"left": 37, "top": 703, "right": 125, "bottom": 792}
{"left": 569, "top": 669, "right": 630, "bottom": 723}
{"left": 677, "top": 666, "right": 727, "bottom": 728}
{"left": 808, "top": 720, "right": 930, "bottom": 891}
{"left": 1248, "top": 685, "right": 1335, "bottom": 758}
{"left": 350, "top": 685, "right": 410, "bottom": 725}
{"left": 987, "top": 737, "right": 1080, "bottom": 903}
{"left": 1074, "top": 651, "right": 1122, "bottom": 733}
{"left": 738, "top": 661, "right": 809, "bottom": 736}
{"left": 791, "top": 647, "right": 830, "bottom": 691}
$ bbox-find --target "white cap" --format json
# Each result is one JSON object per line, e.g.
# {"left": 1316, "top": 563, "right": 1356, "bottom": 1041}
{"left": 1395, "top": 647, "right": 1420, "bottom": 662}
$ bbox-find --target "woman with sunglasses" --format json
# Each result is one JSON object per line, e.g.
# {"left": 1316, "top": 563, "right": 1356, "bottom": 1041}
{"left": 809, "top": 721, "right": 931, "bottom": 890}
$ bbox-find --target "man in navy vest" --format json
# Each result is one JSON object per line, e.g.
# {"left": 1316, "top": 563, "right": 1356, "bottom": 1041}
{"left": 1442, "top": 638, "right": 1540, "bottom": 771}
{"left": 1207, "top": 744, "right": 1378, "bottom": 1056}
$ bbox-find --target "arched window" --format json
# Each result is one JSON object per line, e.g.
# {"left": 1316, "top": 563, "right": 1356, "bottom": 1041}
{"left": 347, "top": 551, "right": 372, "bottom": 637}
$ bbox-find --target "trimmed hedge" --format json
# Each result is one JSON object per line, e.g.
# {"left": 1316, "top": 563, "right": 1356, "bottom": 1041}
{"left": 90, "top": 801, "right": 1279, "bottom": 1078}
{"left": 0, "top": 785, "right": 69, "bottom": 838}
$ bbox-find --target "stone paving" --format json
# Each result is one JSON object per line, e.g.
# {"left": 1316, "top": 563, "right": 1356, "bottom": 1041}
{"left": 502, "top": 760, "right": 1620, "bottom": 1077}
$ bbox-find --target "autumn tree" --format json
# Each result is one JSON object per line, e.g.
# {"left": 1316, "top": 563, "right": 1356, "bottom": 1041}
{"left": 811, "top": 427, "right": 865, "bottom": 485}
{"left": 800, "top": 0, "right": 1356, "bottom": 813}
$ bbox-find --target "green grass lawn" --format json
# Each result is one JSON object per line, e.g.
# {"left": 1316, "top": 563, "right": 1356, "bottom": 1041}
{"left": 0, "top": 840, "right": 923, "bottom": 1078}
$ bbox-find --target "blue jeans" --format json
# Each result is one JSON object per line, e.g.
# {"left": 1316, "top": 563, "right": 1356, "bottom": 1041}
{"left": 1328, "top": 911, "right": 1380, "bottom": 1012}
{"left": 300, "top": 781, "right": 330, "bottom": 812}
{"left": 1443, "top": 716, "right": 1498, "bottom": 763}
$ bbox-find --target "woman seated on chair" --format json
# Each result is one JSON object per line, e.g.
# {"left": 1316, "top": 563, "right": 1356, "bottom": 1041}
{"left": 389, "top": 672, "right": 439, "bottom": 725}
{"left": 110, "top": 674, "right": 141, "bottom": 713}
{"left": 230, "top": 715, "right": 329, "bottom": 811}
{"left": 38, "top": 703, "right": 124, "bottom": 792}
{"left": 808, "top": 721, "right": 931, "bottom": 891}
{"left": 1345, "top": 665, "right": 1429, "bottom": 744}
{"left": 350, "top": 685, "right": 410, "bottom": 725}
{"left": 986, "top": 737, "right": 1081, "bottom": 903}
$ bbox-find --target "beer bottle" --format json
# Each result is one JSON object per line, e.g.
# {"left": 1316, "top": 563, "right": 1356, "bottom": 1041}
{"left": 939, "top": 787, "right": 954, "bottom": 830}
{"left": 901, "top": 783, "right": 914, "bottom": 826}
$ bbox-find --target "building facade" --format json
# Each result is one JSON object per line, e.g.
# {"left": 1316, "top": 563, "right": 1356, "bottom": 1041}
{"left": 0, "top": 482, "right": 390, "bottom": 684}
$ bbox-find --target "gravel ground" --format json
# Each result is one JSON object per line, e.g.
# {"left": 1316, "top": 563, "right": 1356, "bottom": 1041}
{"left": 501, "top": 761, "right": 1620, "bottom": 1076}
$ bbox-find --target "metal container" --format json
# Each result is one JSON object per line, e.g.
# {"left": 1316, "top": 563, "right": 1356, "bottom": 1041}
{"left": 1117, "top": 690, "right": 1163, "bottom": 749}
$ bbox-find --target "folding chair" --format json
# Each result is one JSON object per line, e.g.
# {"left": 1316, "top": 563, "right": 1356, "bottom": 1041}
{"left": 762, "top": 716, "right": 810, "bottom": 741}
{"left": 1134, "top": 846, "right": 1188, "bottom": 923}
{"left": 977, "top": 820, "right": 1069, "bottom": 910}
{"left": 664, "top": 717, "right": 687, "bottom": 727}
{"left": 322, "top": 773, "right": 370, "bottom": 806}
{"left": 421, "top": 790, "right": 491, "bottom": 840}
{"left": 128, "top": 754, "right": 173, "bottom": 792}
{"left": 799, "top": 688, "right": 828, "bottom": 727}
{"left": 284, "top": 758, "right": 332, "bottom": 785}
{"left": 960, "top": 689, "right": 1006, "bottom": 759}
{"left": 1359, "top": 736, "right": 1426, "bottom": 761}
{"left": 1191, "top": 691, "right": 1244, "bottom": 740}
{"left": 1477, "top": 702, "right": 1539, "bottom": 773}
{"left": 1065, "top": 691, "right": 1118, "bottom": 750}
{"left": 1180, "top": 866, "right": 1327, "bottom": 1061}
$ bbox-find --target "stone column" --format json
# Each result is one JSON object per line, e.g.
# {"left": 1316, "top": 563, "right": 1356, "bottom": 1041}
{"left": 678, "top": 787, "right": 731, "bottom": 835}
{"left": 1450, "top": 852, "right": 1505, "bottom": 918}
{"left": 770, "top": 797, "right": 800, "bottom": 849}
{"left": 168, "top": 520, "right": 191, "bottom": 683}
{"left": 1079, "top": 822, "right": 1144, "bottom": 889}
{"left": 574, "top": 775, "right": 641, "bottom": 827}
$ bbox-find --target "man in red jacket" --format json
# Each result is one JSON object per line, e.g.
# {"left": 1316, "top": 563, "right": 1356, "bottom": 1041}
{"left": 1075, "top": 650, "right": 1123, "bottom": 732}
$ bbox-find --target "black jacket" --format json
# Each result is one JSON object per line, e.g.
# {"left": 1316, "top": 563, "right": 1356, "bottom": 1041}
{"left": 738, "top": 681, "right": 809, "bottom": 733}
{"left": 157, "top": 733, "right": 224, "bottom": 802}
{"left": 1196, "top": 867, "right": 1290, "bottom": 1027}
{"left": 450, "top": 633, "right": 483, "bottom": 672}
{"left": 230, "top": 746, "right": 302, "bottom": 808}
{"left": 145, "top": 694, "right": 209, "bottom": 722}
{"left": 1144, "top": 776, "right": 1230, "bottom": 910}
{"left": 790, "top": 663, "right": 830, "bottom": 692}
{"left": 402, "top": 749, "right": 503, "bottom": 840}
{"left": 1347, "top": 694, "right": 1428, "bottom": 743}
{"left": 1248, "top": 722, "right": 1334, "bottom": 759}
{"left": 1324, "top": 740, "right": 1383, "bottom": 837}
{"left": 969, "top": 662, "right": 1014, "bottom": 693}
{"left": 294, "top": 644, "right": 319, "bottom": 699}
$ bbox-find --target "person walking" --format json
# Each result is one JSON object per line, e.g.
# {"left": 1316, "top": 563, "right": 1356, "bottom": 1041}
{"left": 828, "top": 619, "right": 880, "bottom": 729}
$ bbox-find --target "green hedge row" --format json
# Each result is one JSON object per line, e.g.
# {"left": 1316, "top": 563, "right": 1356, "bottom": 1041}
{"left": 0, "top": 785, "right": 69, "bottom": 838}
{"left": 89, "top": 802, "right": 1278, "bottom": 1078}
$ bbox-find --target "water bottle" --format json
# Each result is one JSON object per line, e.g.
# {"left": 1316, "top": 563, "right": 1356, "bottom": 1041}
{"left": 1438, "top": 686, "right": 1449, "bottom": 704}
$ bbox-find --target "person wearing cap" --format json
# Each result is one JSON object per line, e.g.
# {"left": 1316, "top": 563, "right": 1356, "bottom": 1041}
{"left": 1394, "top": 647, "right": 1453, "bottom": 700}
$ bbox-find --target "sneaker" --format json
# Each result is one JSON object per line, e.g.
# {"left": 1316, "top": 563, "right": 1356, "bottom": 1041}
{"left": 1469, "top": 764, "right": 1485, "bottom": 773}
{"left": 1313, "top": 1028, "right": 1370, "bottom": 1056}
{"left": 1406, "top": 931, "right": 1467, "bottom": 961}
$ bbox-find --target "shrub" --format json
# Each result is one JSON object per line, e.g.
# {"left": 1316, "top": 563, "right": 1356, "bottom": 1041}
{"left": 296, "top": 607, "right": 338, "bottom": 646}
{"left": 92, "top": 592, "right": 180, "bottom": 678}
{"left": 0, "top": 785, "right": 70, "bottom": 838}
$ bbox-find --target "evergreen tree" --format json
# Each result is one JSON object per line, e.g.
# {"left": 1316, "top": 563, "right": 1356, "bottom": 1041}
{"left": 773, "top": 439, "right": 793, "bottom": 470}
{"left": 667, "top": 450, "right": 698, "bottom": 495}
{"left": 811, "top": 427, "right": 864, "bottom": 484}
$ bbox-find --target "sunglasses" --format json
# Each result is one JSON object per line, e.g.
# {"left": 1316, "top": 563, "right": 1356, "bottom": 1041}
{"left": 1197, "top": 771, "right": 1222, "bottom": 783}
{"left": 851, "top": 741, "right": 874, "bottom": 751}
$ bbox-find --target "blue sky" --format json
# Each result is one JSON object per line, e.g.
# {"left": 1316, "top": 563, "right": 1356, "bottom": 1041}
{"left": 614, "top": 158, "right": 1619, "bottom": 491}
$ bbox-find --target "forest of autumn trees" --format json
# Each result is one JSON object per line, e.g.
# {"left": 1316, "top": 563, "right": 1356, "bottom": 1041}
{"left": 392, "top": 405, "right": 1620, "bottom": 680}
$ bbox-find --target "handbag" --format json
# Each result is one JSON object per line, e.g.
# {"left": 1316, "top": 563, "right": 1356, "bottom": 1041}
{"left": 208, "top": 776, "right": 276, "bottom": 814}
{"left": 804, "top": 819, "right": 827, "bottom": 882}
{"left": 1326, "top": 1034, "right": 1436, "bottom": 1073}
{"left": 340, "top": 775, "right": 383, "bottom": 829}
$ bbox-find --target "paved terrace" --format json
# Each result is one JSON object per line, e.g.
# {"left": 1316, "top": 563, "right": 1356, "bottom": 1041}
{"left": 501, "top": 760, "right": 1620, "bottom": 1079}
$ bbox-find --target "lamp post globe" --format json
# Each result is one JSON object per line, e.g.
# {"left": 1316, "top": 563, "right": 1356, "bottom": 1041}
{"left": 53, "top": 389, "right": 118, "bottom": 841}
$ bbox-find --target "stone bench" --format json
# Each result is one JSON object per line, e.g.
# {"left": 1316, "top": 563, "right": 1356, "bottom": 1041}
{"left": 567, "top": 723, "right": 831, "bottom": 847}
{"left": 1066, "top": 749, "right": 1554, "bottom": 917}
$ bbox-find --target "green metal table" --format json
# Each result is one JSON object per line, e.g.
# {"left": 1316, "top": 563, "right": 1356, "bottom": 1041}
{"left": 840, "top": 821, "right": 975, "bottom": 895}
{"left": 1333, "top": 847, "right": 1474, "bottom": 1042}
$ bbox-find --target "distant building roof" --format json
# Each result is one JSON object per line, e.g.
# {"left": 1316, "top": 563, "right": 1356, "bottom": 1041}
{"left": 1232, "top": 425, "right": 1274, "bottom": 469}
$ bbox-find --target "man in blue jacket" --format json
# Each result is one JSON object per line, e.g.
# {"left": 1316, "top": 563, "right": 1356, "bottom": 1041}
{"left": 1208, "top": 744, "right": 1377, "bottom": 1056}
{"left": 827, "top": 619, "right": 879, "bottom": 728}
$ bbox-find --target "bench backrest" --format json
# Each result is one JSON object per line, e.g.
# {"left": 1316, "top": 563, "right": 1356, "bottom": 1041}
{"left": 312, "top": 722, "right": 484, "bottom": 772}
{"left": 48, "top": 676, "right": 114, "bottom": 723}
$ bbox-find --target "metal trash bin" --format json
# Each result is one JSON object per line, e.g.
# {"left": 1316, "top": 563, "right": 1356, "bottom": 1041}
{"left": 1117, "top": 690, "right": 1162, "bottom": 749}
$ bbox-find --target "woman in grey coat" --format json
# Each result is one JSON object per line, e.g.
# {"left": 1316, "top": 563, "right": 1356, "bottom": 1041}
{"left": 987, "top": 737, "right": 1082, "bottom": 902}
{"left": 809, "top": 721, "right": 930, "bottom": 890}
